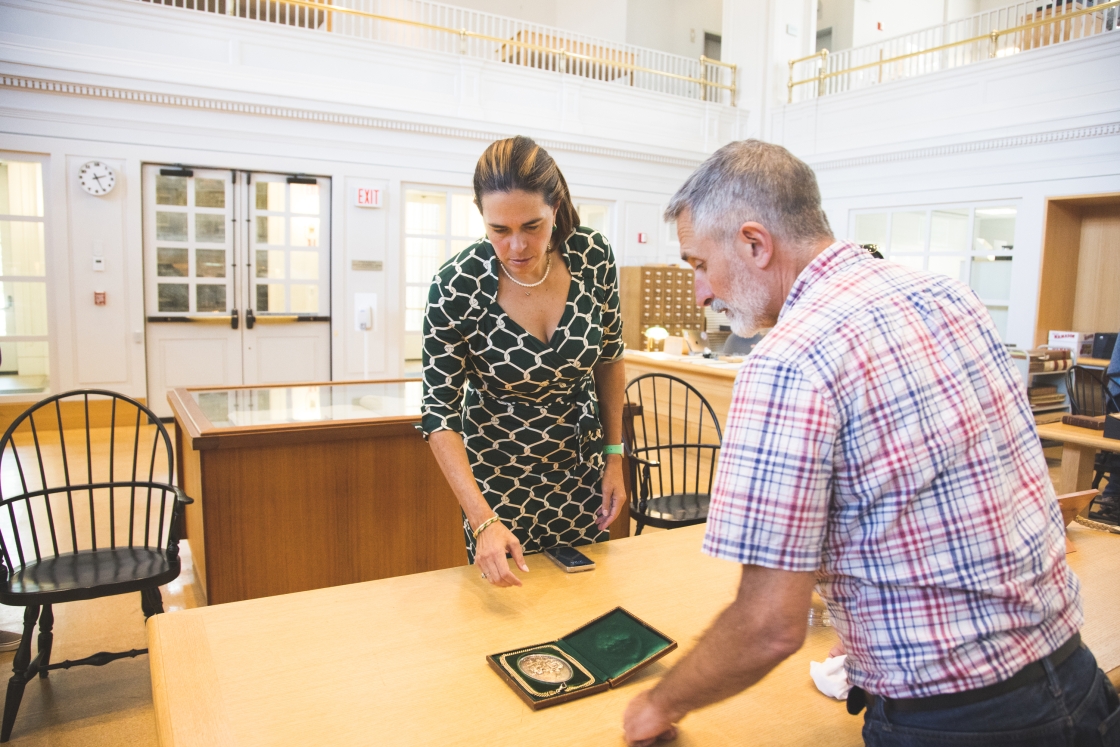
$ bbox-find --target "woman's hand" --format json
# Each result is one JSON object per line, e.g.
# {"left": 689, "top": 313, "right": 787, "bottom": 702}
{"left": 475, "top": 519, "right": 529, "bottom": 588}
{"left": 596, "top": 453, "right": 626, "bottom": 531}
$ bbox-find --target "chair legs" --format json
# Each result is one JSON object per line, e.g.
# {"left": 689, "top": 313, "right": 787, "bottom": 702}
{"left": 36, "top": 606, "right": 53, "bottom": 679}
{"left": 140, "top": 586, "right": 164, "bottom": 619}
{"left": 2, "top": 605, "right": 40, "bottom": 743}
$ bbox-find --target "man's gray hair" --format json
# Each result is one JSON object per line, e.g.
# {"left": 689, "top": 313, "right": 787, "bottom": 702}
{"left": 665, "top": 140, "right": 832, "bottom": 247}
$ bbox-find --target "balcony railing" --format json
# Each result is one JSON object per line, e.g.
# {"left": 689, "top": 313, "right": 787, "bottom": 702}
{"left": 788, "top": 0, "right": 1117, "bottom": 102}
{"left": 134, "top": 0, "right": 736, "bottom": 105}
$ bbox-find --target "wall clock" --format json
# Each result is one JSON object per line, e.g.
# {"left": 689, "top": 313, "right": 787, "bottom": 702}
{"left": 78, "top": 161, "right": 116, "bottom": 196}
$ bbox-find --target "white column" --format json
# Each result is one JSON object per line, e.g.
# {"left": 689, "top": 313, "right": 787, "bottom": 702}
{"left": 721, "top": 0, "right": 817, "bottom": 141}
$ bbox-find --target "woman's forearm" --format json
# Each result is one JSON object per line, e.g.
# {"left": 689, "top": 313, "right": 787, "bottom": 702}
{"left": 593, "top": 357, "right": 626, "bottom": 446}
{"left": 428, "top": 429, "right": 494, "bottom": 529}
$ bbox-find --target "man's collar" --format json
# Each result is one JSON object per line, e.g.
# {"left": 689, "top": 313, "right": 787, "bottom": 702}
{"left": 777, "top": 240, "right": 866, "bottom": 323}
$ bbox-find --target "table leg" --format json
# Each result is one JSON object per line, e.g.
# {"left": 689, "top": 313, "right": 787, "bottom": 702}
{"left": 1058, "top": 443, "right": 1098, "bottom": 514}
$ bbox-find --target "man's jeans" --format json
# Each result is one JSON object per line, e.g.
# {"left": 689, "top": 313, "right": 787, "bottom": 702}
{"left": 862, "top": 646, "right": 1120, "bottom": 746}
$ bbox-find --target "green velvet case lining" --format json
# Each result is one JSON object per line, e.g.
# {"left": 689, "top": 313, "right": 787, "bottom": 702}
{"left": 561, "top": 608, "right": 673, "bottom": 681}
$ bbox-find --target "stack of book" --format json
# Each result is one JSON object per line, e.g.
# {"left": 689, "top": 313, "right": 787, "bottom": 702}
{"left": 1028, "top": 384, "right": 1068, "bottom": 424}
{"left": 1027, "top": 348, "right": 1073, "bottom": 373}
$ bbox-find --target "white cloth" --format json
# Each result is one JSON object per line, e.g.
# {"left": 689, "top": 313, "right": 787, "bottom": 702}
{"left": 810, "top": 655, "right": 852, "bottom": 700}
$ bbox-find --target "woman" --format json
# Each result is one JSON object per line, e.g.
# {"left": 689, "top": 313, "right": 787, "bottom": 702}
{"left": 422, "top": 136, "right": 627, "bottom": 588}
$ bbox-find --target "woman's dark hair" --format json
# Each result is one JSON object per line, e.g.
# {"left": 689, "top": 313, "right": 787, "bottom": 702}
{"left": 473, "top": 136, "right": 580, "bottom": 243}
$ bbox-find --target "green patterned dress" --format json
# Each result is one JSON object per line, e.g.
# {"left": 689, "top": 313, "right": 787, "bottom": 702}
{"left": 422, "top": 227, "right": 624, "bottom": 563}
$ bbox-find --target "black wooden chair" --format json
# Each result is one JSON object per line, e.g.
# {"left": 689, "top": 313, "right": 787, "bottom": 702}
{"left": 622, "top": 374, "right": 722, "bottom": 535}
{"left": 0, "top": 390, "right": 191, "bottom": 742}
{"left": 1067, "top": 367, "right": 1120, "bottom": 521}
{"left": 1067, "top": 365, "right": 1108, "bottom": 417}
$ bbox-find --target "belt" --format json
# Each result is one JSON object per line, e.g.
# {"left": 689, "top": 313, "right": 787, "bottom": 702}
{"left": 847, "top": 632, "right": 1082, "bottom": 715}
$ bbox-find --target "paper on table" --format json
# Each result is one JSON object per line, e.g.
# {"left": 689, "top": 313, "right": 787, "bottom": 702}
{"left": 810, "top": 654, "right": 851, "bottom": 700}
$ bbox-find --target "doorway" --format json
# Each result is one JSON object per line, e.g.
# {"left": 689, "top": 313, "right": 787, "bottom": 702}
{"left": 143, "top": 165, "right": 331, "bottom": 417}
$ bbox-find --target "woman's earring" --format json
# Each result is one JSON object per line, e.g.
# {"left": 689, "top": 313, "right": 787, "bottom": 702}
{"left": 552, "top": 224, "right": 557, "bottom": 233}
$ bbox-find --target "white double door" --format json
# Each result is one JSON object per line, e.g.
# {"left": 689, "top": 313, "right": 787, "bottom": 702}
{"left": 143, "top": 166, "right": 331, "bottom": 417}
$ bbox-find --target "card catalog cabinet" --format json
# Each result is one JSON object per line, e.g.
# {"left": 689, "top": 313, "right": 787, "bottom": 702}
{"left": 618, "top": 265, "right": 705, "bottom": 351}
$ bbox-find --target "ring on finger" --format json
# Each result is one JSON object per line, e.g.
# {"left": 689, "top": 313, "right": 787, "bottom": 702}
{"left": 481, "top": 571, "right": 488, "bottom": 579}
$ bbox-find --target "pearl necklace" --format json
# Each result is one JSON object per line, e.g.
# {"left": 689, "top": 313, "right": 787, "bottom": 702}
{"left": 499, "top": 251, "right": 552, "bottom": 296}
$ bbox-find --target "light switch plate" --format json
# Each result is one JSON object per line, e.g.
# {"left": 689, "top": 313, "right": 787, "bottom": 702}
{"left": 93, "top": 257, "right": 105, "bottom": 272}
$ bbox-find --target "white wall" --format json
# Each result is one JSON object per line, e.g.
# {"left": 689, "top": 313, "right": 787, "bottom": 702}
{"left": 626, "top": 0, "right": 723, "bottom": 59}
{"left": 771, "top": 32, "right": 1120, "bottom": 349}
{"left": 558, "top": 0, "right": 629, "bottom": 43}
{"left": 851, "top": 0, "right": 946, "bottom": 47}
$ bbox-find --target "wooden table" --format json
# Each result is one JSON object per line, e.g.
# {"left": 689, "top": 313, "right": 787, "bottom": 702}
{"left": 1037, "top": 422, "right": 1120, "bottom": 494}
{"left": 147, "top": 522, "right": 1120, "bottom": 747}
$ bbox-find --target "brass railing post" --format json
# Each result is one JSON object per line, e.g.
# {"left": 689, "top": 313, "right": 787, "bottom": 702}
{"left": 787, "top": 58, "right": 795, "bottom": 103}
{"left": 816, "top": 48, "right": 828, "bottom": 97}
{"left": 989, "top": 30, "right": 999, "bottom": 57}
{"left": 699, "top": 54, "right": 709, "bottom": 101}
{"left": 459, "top": 28, "right": 466, "bottom": 54}
{"left": 730, "top": 63, "right": 737, "bottom": 107}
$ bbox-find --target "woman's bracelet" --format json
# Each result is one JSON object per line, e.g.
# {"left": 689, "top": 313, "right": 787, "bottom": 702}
{"left": 473, "top": 515, "right": 502, "bottom": 541}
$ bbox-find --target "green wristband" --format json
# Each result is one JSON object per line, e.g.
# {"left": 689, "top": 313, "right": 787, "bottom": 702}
{"left": 603, "top": 444, "right": 624, "bottom": 455}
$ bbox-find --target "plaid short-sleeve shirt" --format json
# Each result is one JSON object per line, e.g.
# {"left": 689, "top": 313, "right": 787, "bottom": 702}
{"left": 703, "top": 241, "right": 1082, "bottom": 699}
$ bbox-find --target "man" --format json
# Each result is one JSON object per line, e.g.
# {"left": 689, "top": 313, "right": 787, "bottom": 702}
{"left": 622, "top": 141, "right": 1120, "bottom": 746}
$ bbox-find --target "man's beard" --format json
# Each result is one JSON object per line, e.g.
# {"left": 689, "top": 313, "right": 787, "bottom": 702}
{"left": 710, "top": 265, "right": 768, "bottom": 337}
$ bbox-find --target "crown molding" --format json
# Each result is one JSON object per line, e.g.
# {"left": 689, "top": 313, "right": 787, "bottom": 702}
{"left": 809, "top": 121, "right": 1120, "bottom": 171}
{"left": 0, "top": 74, "right": 705, "bottom": 169}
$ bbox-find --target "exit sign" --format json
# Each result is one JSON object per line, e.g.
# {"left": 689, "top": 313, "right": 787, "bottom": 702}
{"left": 355, "top": 187, "right": 382, "bottom": 208}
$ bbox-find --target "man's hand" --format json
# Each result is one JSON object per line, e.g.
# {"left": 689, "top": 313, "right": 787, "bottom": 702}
{"left": 623, "top": 691, "right": 679, "bottom": 746}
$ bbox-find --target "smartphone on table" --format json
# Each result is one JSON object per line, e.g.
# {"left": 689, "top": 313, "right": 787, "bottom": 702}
{"left": 543, "top": 546, "right": 596, "bottom": 573}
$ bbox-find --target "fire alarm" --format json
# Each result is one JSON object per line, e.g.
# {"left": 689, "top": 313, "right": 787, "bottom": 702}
{"left": 637, "top": 233, "right": 648, "bottom": 244}
{"left": 94, "top": 291, "right": 107, "bottom": 306}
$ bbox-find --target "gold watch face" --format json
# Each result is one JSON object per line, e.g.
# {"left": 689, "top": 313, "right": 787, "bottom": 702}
{"left": 517, "top": 653, "right": 573, "bottom": 684}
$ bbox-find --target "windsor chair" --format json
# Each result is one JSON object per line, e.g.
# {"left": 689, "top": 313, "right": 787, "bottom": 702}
{"left": 622, "top": 374, "right": 722, "bottom": 535}
{"left": 0, "top": 390, "right": 191, "bottom": 742}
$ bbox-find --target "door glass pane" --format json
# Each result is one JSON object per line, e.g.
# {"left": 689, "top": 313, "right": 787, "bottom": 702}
{"left": 158, "top": 283, "right": 189, "bottom": 312}
{"left": 256, "top": 182, "right": 285, "bottom": 211}
{"left": 290, "top": 284, "right": 318, "bottom": 313}
{"left": 449, "top": 239, "right": 473, "bottom": 256}
{"left": 853, "top": 213, "right": 888, "bottom": 247}
{"left": 0, "top": 281, "right": 48, "bottom": 336}
{"left": 290, "top": 251, "right": 318, "bottom": 280}
{"left": 289, "top": 183, "right": 319, "bottom": 214}
{"left": 256, "top": 216, "right": 284, "bottom": 245}
{"left": 451, "top": 194, "right": 484, "bottom": 237}
{"left": 0, "top": 221, "right": 46, "bottom": 276}
{"left": 290, "top": 217, "right": 320, "bottom": 247}
{"left": 195, "top": 178, "right": 226, "bottom": 209}
{"left": 196, "top": 214, "right": 226, "bottom": 243}
{"left": 930, "top": 209, "right": 969, "bottom": 253}
{"left": 0, "top": 162, "right": 44, "bottom": 217}
{"left": 974, "top": 207, "right": 1016, "bottom": 252}
{"left": 256, "top": 250, "right": 285, "bottom": 278}
{"left": 891, "top": 212, "right": 926, "bottom": 252}
{"left": 405, "top": 190, "right": 446, "bottom": 235}
{"left": 157, "top": 247, "right": 188, "bottom": 277}
{"left": 969, "top": 257, "right": 1013, "bottom": 301}
{"left": 156, "top": 212, "right": 188, "bottom": 241}
{"left": 577, "top": 204, "right": 608, "bottom": 234}
{"left": 196, "top": 249, "right": 226, "bottom": 278}
{"left": 406, "top": 238, "right": 444, "bottom": 284}
{"left": 11, "top": 341, "right": 48, "bottom": 378}
{"left": 927, "top": 255, "right": 966, "bottom": 282}
{"left": 257, "top": 284, "right": 284, "bottom": 312}
{"left": 986, "top": 306, "right": 1008, "bottom": 339}
{"left": 196, "top": 284, "right": 226, "bottom": 312}
{"left": 155, "top": 175, "right": 187, "bottom": 206}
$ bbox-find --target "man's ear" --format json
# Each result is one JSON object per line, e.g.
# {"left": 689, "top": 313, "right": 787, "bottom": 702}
{"left": 737, "top": 222, "right": 774, "bottom": 269}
